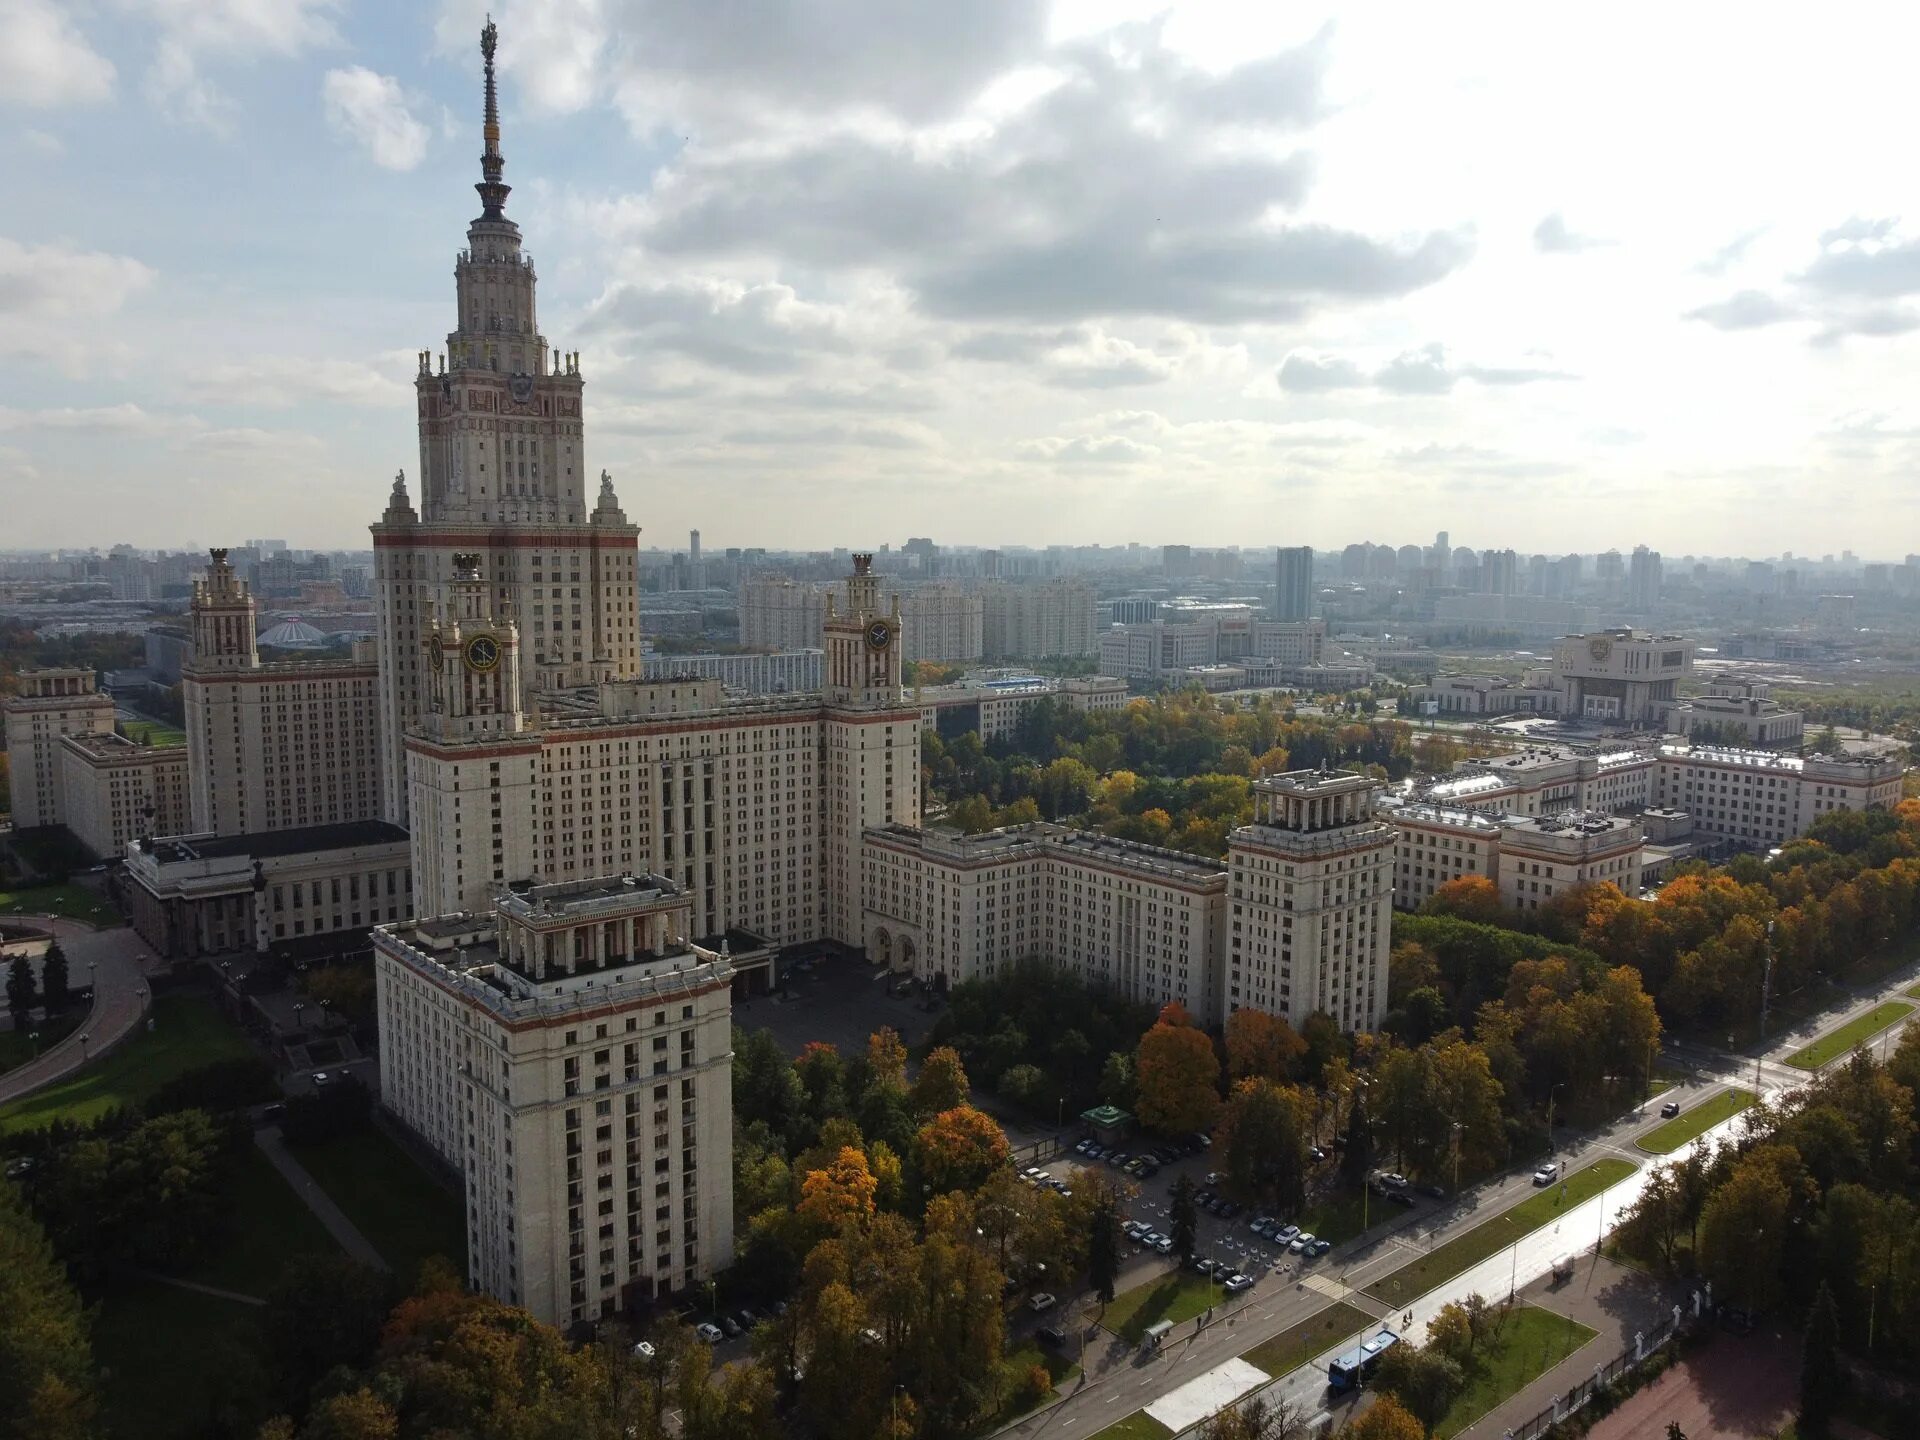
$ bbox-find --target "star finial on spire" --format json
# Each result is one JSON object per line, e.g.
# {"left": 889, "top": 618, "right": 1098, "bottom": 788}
{"left": 476, "top": 18, "right": 510, "bottom": 220}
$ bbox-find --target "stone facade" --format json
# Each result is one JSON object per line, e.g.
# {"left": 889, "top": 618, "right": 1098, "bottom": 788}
{"left": 3, "top": 667, "right": 115, "bottom": 828}
{"left": 57, "top": 732, "right": 190, "bottom": 860}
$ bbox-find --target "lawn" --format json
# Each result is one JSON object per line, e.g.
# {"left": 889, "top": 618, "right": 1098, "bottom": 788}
{"left": 1364, "top": 1159, "right": 1637, "bottom": 1305}
{"left": 0, "top": 883, "right": 121, "bottom": 926}
{"left": 1636, "top": 1089, "right": 1755, "bottom": 1154}
{"left": 293, "top": 1126, "right": 467, "bottom": 1284}
{"left": 1240, "top": 1301, "right": 1374, "bottom": 1378}
{"left": 89, "top": 1277, "right": 266, "bottom": 1440}
{"left": 0, "top": 993, "right": 254, "bottom": 1133}
{"left": 1089, "top": 1414, "right": 1173, "bottom": 1440}
{"left": 1909, "top": 983, "right": 1920, "bottom": 1001}
{"left": 1784, "top": 1001, "right": 1914, "bottom": 1070}
{"left": 1101, "top": 1270, "right": 1222, "bottom": 1342}
{"left": 0, "top": 1012, "right": 79, "bottom": 1074}
{"left": 985, "top": 1340, "right": 1082, "bottom": 1427}
{"left": 121, "top": 721, "right": 186, "bottom": 747}
{"left": 1434, "top": 1303, "right": 1596, "bottom": 1438}
{"left": 185, "top": 1144, "right": 340, "bottom": 1295}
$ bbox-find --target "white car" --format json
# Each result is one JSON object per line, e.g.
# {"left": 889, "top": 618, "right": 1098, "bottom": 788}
{"left": 633, "top": 1341, "right": 656, "bottom": 1360}
{"left": 1222, "top": 1273, "right": 1255, "bottom": 1294}
{"left": 1289, "top": 1232, "right": 1315, "bottom": 1253}
{"left": 695, "top": 1323, "right": 723, "bottom": 1344}
{"left": 1533, "top": 1162, "right": 1560, "bottom": 1186}
{"left": 1027, "top": 1292, "right": 1058, "bottom": 1313}
{"left": 311, "top": 1071, "right": 333, "bottom": 1087}
{"left": 1022, "top": 1166, "right": 1044, "bottom": 1184}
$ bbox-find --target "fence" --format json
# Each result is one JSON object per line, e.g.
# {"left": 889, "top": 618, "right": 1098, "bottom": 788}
{"left": 1501, "top": 1317, "right": 1684, "bottom": 1440}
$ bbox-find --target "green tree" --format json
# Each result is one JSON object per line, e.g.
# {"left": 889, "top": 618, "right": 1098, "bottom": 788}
{"left": 1341, "top": 1395, "right": 1425, "bottom": 1440}
{"left": 0, "top": 1179, "right": 96, "bottom": 1440}
{"left": 1087, "top": 1193, "right": 1120, "bottom": 1305}
{"left": 1215, "top": 1078, "right": 1311, "bottom": 1212}
{"left": 1374, "top": 1340, "right": 1465, "bottom": 1432}
{"left": 1697, "top": 1147, "right": 1797, "bottom": 1314}
{"left": 263, "top": 1255, "right": 395, "bottom": 1413}
{"left": 4, "top": 953, "right": 34, "bottom": 1024}
{"left": 910, "top": 1046, "right": 971, "bottom": 1117}
{"left": 1169, "top": 1175, "right": 1199, "bottom": 1263}
{"left": 1799, "top": 1281, "right": 1843, "bottom": 1439}
{"left": 39, "top": 941, "right": 68, "bottom": 1012}
{"left": 1099, "top": 1050, "right": 1137, "bottom": 1108}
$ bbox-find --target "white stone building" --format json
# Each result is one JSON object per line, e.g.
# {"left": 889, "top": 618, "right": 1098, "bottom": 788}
{"left": 737, "top": 577, "right": 828, "bottom": 652}
{"left": 638, "top": 648, "right": 823, "bottom": 695}
{"left": 1553, "top": 629, "right": 1694, "bottom": 726}
{"left": 1225, "top": 770, "right": 1395, "bottom": 1034}
{"left": 1495, "top": 812, "right": 1644, "bottom": 914}
{"left": 57, "top": 732, "right": 190, "bottom": 860}
{"left": 373, "top": 872, "right": 734, "bottom": 1329}
{"left": 3, "top": 667, "right": 116, "bottom": 828}
{"left": 1664, "top": 678, "right": 1804, "bottom": 748}
{"left": 899, "top": 583, "right": 984, "bottom": 663}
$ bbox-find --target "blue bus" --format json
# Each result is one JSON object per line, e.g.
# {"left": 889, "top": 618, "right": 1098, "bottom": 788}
{"left": 1327, "top": 1329, "right": 1399, "bottom": 1392}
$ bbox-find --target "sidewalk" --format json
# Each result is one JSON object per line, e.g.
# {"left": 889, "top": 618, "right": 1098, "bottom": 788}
{"left": 255, "top": 1125, "right": 390, "bottom": 1272}
{"left": 0, "top": 915, "right": 158, "bottom": 1107}
{"left": 1465, "top": 1257, "right": 1671, "bottom": 1437}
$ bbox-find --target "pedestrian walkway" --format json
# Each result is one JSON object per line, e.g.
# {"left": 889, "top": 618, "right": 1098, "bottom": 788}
{"left": 132, "top": 1268, "right": 268, "bottom": 1307}
{"left": 255, "top": 1125, "right": 390, "bottom": 1272}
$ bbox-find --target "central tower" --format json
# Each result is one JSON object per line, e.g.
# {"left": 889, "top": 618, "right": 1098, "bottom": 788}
{"left": 372, "top": 23, "right": 642, "bottom": 823}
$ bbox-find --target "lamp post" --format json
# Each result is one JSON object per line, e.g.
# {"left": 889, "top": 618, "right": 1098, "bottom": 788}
{"left": 1545, "top": 1082, "right": 1567, "bottom": 1152}
{"left": 79, "top": 1032, "right": 90, "bottom": 1061}
{"left": 1757, "top": 920, "right": 1775, "bottom": 1094}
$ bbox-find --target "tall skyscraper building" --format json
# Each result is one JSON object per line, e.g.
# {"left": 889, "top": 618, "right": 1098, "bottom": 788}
{"left": 1274, "top": 545, "right": 1314, "bottom": 621}
{"left": 371, "top": 21, "right": 642, "bottom": 823}
{"left": 1628, "top": 545, "right": 1662, "bottom": 611}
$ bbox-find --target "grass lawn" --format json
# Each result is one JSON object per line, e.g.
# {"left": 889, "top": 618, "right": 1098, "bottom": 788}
{"left": 1636, "top": 1089, "right": 1755, "bottom": 1153}
{"left": 1364, "top": 1159, "right": 1637, "bottom": 1305}
{"left": 89, "top": 1277, "right": 266, "bottom": 1440}
{"left": 1101, "top": 1270, "right": 1222, "bottom": 1342}
{"left": 1908, "top": 983, "right": 1920, "bottom": 1001}
{"left": 0, "top": 1012, "right": 79, "bottom": 1074}
{"left": 0, "top": 993, "right": 254, "bottom": 1133}
{"left": 1297, "top": 1185, "right": 1373, "bottom": 1245}
{"left": 1089, "top": 1414, "right": 1173, "bottom": 1440}
{"left": 184, "top": 1144, "right": 340, "bottom": 1294}
{"left": 986, "top": 1340, "right": 1082, "bottom": 1427}
{"left": 0, "top": 883, "right": 120, "bottom": 926}
{"left": 1241, "top": 1300, "right": 1374, "bottom": 1378}
{"left": 293, "top": 1126, "right": 467, "bottom": 1283}
{"left": 1784, "top": 1001, "right": 1914, "bottom": 1070}
{"left": 1434, "top": 1303, "right": 1597, "bottom": 1438}
{"left": 121, "top": 722, "right": 186, "bottom": 747}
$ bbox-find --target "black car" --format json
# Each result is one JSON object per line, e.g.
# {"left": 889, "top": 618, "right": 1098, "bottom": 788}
{"left": 1135, "top": 1162, "right": 1160, "bottom": 1179}
{"left": 1417, "top": 1183, "right": 1446, "bottom": 1200}
{"left": 1660, "top": 1101, "right": 1682, "bottom": 1118}
{"left": 1387, "top": 1191, "right": 1417, "bottom": 1209}
{"left": 1194, "top": 1189, "right": 1215, "bottom": 1206}
{"left": 1218, "top": 1200, "right": 1242, "bottom": 1219}
{"left": 1037, "top": 1324, "right": 1068, "bottom": 1348}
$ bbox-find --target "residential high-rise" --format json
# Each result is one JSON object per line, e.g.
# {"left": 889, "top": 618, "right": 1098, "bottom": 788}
{"left": 1225, "top": 770, "right": 1394, "bottom": 1033}
{"left": 1274, "top": 546, "right": 1314, "bottom": 621}
{"left": 1628, "top": 545, "right": 1662, "bottom": 610}
{"left": 737, "top": 576, "right": 827, "bottom": 650}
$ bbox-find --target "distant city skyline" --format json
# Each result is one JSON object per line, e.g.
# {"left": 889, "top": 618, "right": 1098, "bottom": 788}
{"left": 9, "top": 4, "right": 1920, "bottom": 552}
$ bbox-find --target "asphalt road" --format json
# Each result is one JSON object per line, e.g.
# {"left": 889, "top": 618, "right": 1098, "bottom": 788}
{"left": 1004, "top": 955, "right": 1920, "bottom": 1440}
{"left": 0, "top": 914, "right": 158, "bottom": 1106}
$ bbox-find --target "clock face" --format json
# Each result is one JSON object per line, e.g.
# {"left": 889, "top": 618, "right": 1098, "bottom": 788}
{"left": 509, "top": 373, "right": 535, "bottom": 405}
{"left": 465, "top": 634, "right": 501, "bottom": 672}
{"left": 426, "top": 639, "right": 444, "bottom": 669}
{"left": 866, "top": 620, "right": 892, "bottom": 651}
{"left": 1588, "top": 636, "right": 1613, "bottom": 662}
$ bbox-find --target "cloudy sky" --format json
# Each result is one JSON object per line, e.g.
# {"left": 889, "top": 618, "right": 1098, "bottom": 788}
{"left": 7, "top": 2, "right": 1920, "bottom": 557}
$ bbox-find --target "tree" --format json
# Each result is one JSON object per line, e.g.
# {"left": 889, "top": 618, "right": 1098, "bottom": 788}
{"left": 1799, "top": 1281, "right": 1843, "bottom": 1439}
{"left": 798, "top": 1146, "right": 880, "bottom": 1232}
{"left": 300, "top": 1389, "right": 399, "bottom": 1440}
{"left": 1666, "top": 1425, "right": 1688, "bottom": 1440}
{"left": 4, "top": 953, "right": 33, "bottom": 1024}
{"left": 36, "top": 941, "right": 69, "bottom": 1013}
{"left": 1198, "top": 1396, "right": 1305, "bottom": 1439}
{"left": 1697, "top": 1146, "right": 1798, "bottom": 1314}
{"left": 911, "top": 1105, "right": 1009, "bottom": 1196}
{"left": 1374, "top": 1341, "right": 1465, "bottom": 1432}
{"left": 1224, "top": 1009, "right": 1307, "bottom": 1082}
{"left": 262, "top": 1255, "right": 395, "bottom": 1412}
{"left": 1136, "top": 1008, "right": 1221, "bottom": 1136}
{"left": 1087, "top": 1193, "right": 1120, "bottom": 1305}
{"left": 0, "top": 1179, "right": 96, "bottom": 1440}
{"left": 867, "top": 1027, "right": 908, "bottom": 1089}
{"left": 1422, "top": 875, "right": 1505, "bottom": 926}
{"left": 1099, "top": 1050, "right": 1137, "bottom": 1108}
{"left": 1215, "top": 1078, "right": 1311, "bottom": 1212}
{"left": 1169, "top": 1175, "right": 1199, "bottom": 1263}
{"left": 1340, "top": 1394, "right": 1425, "bottom": 1440}
{"left": 911, "top": 1046, "right": 971, "bottom": 1117}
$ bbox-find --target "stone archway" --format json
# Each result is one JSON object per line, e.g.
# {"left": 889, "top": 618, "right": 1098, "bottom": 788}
{"left": 900, "top": 937, "right": 917, "bottom": 977}
{"left": 872, "top": 927, "right": 892, "bottom": 969}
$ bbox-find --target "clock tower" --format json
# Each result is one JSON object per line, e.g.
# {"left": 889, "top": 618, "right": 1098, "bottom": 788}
{"left": 419, "top": 552, "right": 522, "bottom": 741}
{"left": 820, "top": 554, "right": 920, "bottom": 944}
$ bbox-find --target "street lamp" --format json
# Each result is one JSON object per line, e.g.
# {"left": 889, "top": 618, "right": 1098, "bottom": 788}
{"left": 79, "top": 1032, "right": 90, "bottom": 1060}
{"left": 1545, "top": 1082, "right": 1567, "bottom": 1150}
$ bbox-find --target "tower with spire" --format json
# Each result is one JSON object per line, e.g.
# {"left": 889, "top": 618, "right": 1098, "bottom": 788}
{"left": 371, "top": 22, "right": 642, "bottom": 824}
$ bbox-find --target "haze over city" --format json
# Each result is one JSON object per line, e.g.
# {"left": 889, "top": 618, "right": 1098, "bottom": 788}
{"left": 9, "top": 1, "right": 1920, "bottom": 553}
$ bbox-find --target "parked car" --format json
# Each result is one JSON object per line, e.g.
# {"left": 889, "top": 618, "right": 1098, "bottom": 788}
{"left": 1038, "top": 1324, "right": 1068, "bottom": 1348}
{"left": 1660, "top": 1101, "right": 1682, "bottom": 1118}
{"left": 1533, "top": 1162, "right": 1561, "bottom": 1186}
{"left": 1074, "top": 1138, "right": 1094, "bottom": 1155}
{"left": 1274, "top": 1223, "right": 1300, "bottom": 1244}
{"left": 1387, "top": 1191, "right": 1416, "bottom": 1209}
{"left": 1417, "top": 1183, "right": 1447, "bottom": 1199}
{"left": 1308, "top": 1239, "right": 1332, "bottom": 1257}
{"left": 1218, "top": 1201, "right": 1242, "bottom": 1219}
{"left": 1124, "top": 1221, "right": 1148, "bottom": 1241}
{"left": 1107, "top": 1151, "right": 1130, "bottom": 1168}
{"left": 1192, "top": 1132, "right": 1213, "bottom": 1150}
{"left": 1134, "top": 1162, "right": 1159, "bottom": 1180}
{"left": 311, "top": 1071, "right": 333, "bottom": 1088}
{"left": 1289, "top": 1232, "right": 1315, "bottom": 1253}
{"left": 1308, "top": 1146, "right": 1327, "bottom": 1163}
{"left": 1022, "top": 1166, "right": 1044, "bottom": 1184}
{"left": 1027, "top": 1292, "right": 1058, "bottom": 1313}
{"left": 1204, "top": 1171, "right": 1224, "bottom": 1186}
{"left": 1377, "top": 1171, "right": 1409, "bottom": 1190}
{"left": 1152, "top": 1235, "right": 1175, "bottom": 1255}
{"left": 696, "top": 1323, "right": 723, "bottom": 1344}
{"left": 1194, "top": 1189, "right": 1215, "bottom": 1206}
{"left": 633, "top": 1341, "right": 656, "bottom": 1360}
{"left": 734, "top": 1308, "right": 759, "bottom": 1330}
{"left": 1189, "top": 1257, "right": 1217, "bottom": 1276}
{"left": 1222, "top": 1273, "right": 1255, "bottom": 1294}
{"left": 1087, "top": 1144, "right": 1108, "bottom": 1160}
{"left": 719, "top": 1317, "right": 742, "bottom": 1339}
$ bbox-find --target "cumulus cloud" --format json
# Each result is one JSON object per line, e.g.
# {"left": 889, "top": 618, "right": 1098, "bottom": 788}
{"left": 0, "top": 237, "right": 155, "bottom": 374}
{"left": 1684, "top": 290, "right": 1796, "bottom": 330}
{"left": 1277, "top": 343, "right": 1571, "bottom": 394}
{"left": 322, "top": 66, "right": 429, "bottom": 170}
{"left": 580, "top": 276, "right": 854, "bottom": 374}
{"left": 0, "top": 0, "right": 115, "bottom": 107}
{"left": 1533, "top": 212, "right": 1607, "bottom": 254}
{"left": 1015, "top": 434, "right": 1159, "bottom": 464}
{"left": 130, "top": 0, "right": 341, "bottom": 130}
{"left": 1799, "top": 217, "right": 1920, "bottom": 298}
{"left": 186, "top": 356, "right": 412, "bottom": 408}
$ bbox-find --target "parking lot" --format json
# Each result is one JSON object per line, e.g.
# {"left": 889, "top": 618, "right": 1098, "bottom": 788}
{"left": 737, "top": 946, "right": 938, "bottom": 1061}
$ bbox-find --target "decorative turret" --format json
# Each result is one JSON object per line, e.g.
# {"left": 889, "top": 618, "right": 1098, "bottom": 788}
{"left": 187, "top": 548, "right": 260, "bottom": 674}
{"left": 476, "top": 19, "right": 510, "bottom": 221}
{"left": 591, "top": 469, "right": 629, "bottom": 527}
